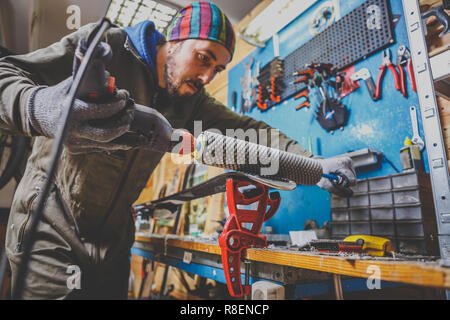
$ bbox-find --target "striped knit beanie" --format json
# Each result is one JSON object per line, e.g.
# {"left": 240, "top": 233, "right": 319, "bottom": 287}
{"left": 166, "top": 1, "right": 236, "bottom": 58}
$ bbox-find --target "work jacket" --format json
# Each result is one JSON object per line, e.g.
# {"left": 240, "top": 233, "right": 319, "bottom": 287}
{"left": 0, "top": 24, "right": 312, "bottom": 270}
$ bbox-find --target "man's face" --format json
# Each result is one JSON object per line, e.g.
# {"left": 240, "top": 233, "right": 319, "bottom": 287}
{"left": 164, "top": 39, "right": 231, "bottom": 99}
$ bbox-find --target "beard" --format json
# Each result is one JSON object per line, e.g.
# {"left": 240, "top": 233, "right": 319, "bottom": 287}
{"left": 164, "top": 53, "right": 203, "bottom": 100}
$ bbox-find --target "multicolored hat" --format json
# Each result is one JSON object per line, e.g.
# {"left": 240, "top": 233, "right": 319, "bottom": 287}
{"left": 166, "top": 1, "right": 236, "bottom": 58}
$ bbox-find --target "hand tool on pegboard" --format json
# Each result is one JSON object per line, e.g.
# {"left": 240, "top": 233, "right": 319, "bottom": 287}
{"left": 291, "top": 68, "right": 316, "bottom": 111}
{"left": 337, "top": 66, "right": 360, "bottom": 99}
{"left": 256, "top": 84, "right": 269, "bottom": 111}
{"left": 375, "top": 48, "right": 401, "bottom": 100}
{"left": 250, "top": 61, "right": 261, "bottom": 109}
{"left": 292, "top": 68, "right": 316, "bottom": 85}
{"left": 294, "top": 89, "right": 310, "bottom": 111}
{"left": 231, "top": 91, "right": 237, "bottom": 113}
{"left": 303, "top": 64, "right": 350, "bottom": 133}
{"left": 268, "top": 58, "right": 285, "bottom": 106}
{"left": 306, "top": 63, "right": 343, "bottom": 101}
{"left": 255, "top": 57, "right": 285, "bottom": 110}
{"left": 240, "top": 57, "right": 254, "bottom": 114}
{"left": 409, "top": 106, "right": 425, "bottom": 151}
{"left": 396, "top": 45, "right": 417, "bottom": 97}
{"left": 351, "top": 68, "right": 378, "bottom": 101}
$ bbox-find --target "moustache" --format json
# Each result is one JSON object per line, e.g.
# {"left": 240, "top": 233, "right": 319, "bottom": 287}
{"left": 183, "top": 79, "right": 203, "bottom": 91}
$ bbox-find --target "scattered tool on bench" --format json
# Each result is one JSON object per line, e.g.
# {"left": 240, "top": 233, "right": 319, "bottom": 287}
{"left": 375, "top": 48, "right": 401, "bottom": 100}
{"left": 396, "top": 45, "right": 417, "bottom": 97}
{"left": 308, "top": 235, "right": 394, "bottom": 257}
{"left": 342, "top": 235, "right": 394, "bottom": 257}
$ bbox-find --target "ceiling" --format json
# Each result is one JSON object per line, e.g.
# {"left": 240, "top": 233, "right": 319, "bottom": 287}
{"left": 166, "top": 0, "right": 262, "bottom": 25}
{"left": 0, "top": 0, "right": 263, "bottom": 54}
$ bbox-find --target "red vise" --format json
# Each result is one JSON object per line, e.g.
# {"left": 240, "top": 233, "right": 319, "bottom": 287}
{"left": 219, "top": 178, "right": 281, "bottom": 297}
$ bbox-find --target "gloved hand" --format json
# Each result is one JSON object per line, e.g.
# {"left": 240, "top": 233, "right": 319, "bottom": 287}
{"left": 27, "top": 77, "right": 135, "bottom": 154}
{"left": 316, "top": 156, "right": 356, "bottom": 197}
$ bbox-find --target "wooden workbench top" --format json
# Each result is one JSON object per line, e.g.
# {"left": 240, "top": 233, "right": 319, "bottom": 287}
{"left": 134, "top": 234, "right": 450, "bottom": 289}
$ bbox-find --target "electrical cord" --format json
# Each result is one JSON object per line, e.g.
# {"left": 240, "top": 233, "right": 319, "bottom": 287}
{"left": 6, "top": 18, "right": 112, "bottom": 299}
{"left": 381, "top": 154, "right": 400, "bottom": 173}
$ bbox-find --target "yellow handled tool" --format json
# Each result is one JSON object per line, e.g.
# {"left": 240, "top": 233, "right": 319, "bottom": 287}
{"left": 344, "top": 235, "right": 394, "bottom": 257}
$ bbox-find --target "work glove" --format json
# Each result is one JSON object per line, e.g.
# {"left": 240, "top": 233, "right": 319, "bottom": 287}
{"left": 27, "top": 77, "right": 136, "bottom": 154}
{"left": 316, "top": 156, "right": 356, "bottom": 197}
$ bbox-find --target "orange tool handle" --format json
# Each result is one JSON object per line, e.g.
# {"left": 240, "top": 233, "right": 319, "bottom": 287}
{"left": 296, "top": 100, "right": 310, "bottom": 110}
{"left": 294, "top": 90, "right": 309, "bottom": 100}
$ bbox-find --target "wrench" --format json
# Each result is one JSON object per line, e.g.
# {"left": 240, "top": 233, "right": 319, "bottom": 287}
{"left": 240, "top": 57, "right": 253, "bottom": 113}
{"left": 409, "top": 106, "right": 425, "bottom": 151}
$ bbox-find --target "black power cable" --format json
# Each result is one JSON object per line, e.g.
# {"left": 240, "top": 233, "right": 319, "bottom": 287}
{"left": 6, "top": 18, "right": 112, "bottom": 299}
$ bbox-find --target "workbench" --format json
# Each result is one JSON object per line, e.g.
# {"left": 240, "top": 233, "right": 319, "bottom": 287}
{"left": 131, "top": 233, "right": 450, "bottom": 299}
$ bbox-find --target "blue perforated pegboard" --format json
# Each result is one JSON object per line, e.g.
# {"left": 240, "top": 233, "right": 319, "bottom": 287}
{"left": 227, "top": 0, "right": 427, "bottom": 234}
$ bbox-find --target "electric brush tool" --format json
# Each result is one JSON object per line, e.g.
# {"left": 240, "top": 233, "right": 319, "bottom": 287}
{"left": 74, "top": 22, "right": 352, "bottom": 195}
{"left": 194, "top": 131, "right": 354, "bottom": 197}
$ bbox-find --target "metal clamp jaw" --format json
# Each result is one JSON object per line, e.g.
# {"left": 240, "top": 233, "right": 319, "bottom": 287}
{"left": 219, "top": 178, "right": 281, "bottom": 297}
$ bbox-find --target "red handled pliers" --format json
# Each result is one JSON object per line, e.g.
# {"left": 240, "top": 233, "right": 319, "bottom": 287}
{"left": 375, "top": 49, "right": 401, "bottom": 100}
{"left": 396, "top": 45, "right": 417, "bottom": 97}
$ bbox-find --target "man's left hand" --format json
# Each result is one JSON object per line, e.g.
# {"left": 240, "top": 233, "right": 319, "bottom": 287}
{"left": 316, "top": 156, "right": 356, "bottom": 197}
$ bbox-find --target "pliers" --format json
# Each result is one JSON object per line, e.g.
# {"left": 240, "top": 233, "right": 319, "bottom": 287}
{"left": 396, "top": 45, "right": 417, "bottom": 97}
{"left": 375, "top": 49, "right": 400, "bottom": 100}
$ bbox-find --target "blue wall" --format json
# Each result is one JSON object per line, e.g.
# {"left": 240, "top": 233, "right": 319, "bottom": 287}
{"left": 227, "top": 0, "right": 426, "bottom": 234}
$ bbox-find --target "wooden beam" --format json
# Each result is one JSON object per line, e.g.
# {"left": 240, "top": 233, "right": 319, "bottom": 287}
{"left": 135, "top": 235, "right": 450, "bottom": 289}
{"left": 166, "top": 238, "right": 222, "bottom": 255}
{"left": 245, "top": 248, "right": 450, "bottom": 289}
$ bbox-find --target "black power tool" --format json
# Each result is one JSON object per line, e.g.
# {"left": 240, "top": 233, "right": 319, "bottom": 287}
{"left": 73, "top": 25, "right": 194, "bottom": 154}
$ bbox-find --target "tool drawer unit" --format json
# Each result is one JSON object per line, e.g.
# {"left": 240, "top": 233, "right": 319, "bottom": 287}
{"left": 331, "top": 170, "right": 439, "bottom": 255}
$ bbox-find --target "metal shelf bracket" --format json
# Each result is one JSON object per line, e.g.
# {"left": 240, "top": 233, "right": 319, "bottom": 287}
{"left": 401, "top": 0, "right": 450, "bottom": 276}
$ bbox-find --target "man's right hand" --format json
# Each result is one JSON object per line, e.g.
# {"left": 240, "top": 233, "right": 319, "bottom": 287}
{"left": 26, "top": 76, "right": 136, "bottom": 154}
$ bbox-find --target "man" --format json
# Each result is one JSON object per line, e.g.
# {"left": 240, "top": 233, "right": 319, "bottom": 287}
{"left": 0, "top": 2, "right": 355, "bottom": 299}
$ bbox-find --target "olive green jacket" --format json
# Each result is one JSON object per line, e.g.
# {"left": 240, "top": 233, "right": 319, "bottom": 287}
{"left": 0, "top": 24, "right": 311, "bottom": 266}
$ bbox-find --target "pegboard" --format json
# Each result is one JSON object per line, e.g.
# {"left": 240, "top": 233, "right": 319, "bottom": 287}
{"left": 282, "top": 0, "right": 395, "bottom": 101}
{"left": 227, "top": 0, "right": 426, "bottom": 235}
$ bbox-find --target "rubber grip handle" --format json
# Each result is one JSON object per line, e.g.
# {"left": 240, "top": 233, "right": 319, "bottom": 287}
{"left": 397, "top": 64, "right": 407, "bottom": 97}
{"left": 387, "top": 63, "right": 401, "bottom": 91}
{"left": 407, "top": 59, "right": 417, "bottom": 92}
{"left": 375, "top": 66, "right": 386, "bottom": 100}
{"left": 364, "top": 77, "right": 378, "bottom": 101}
